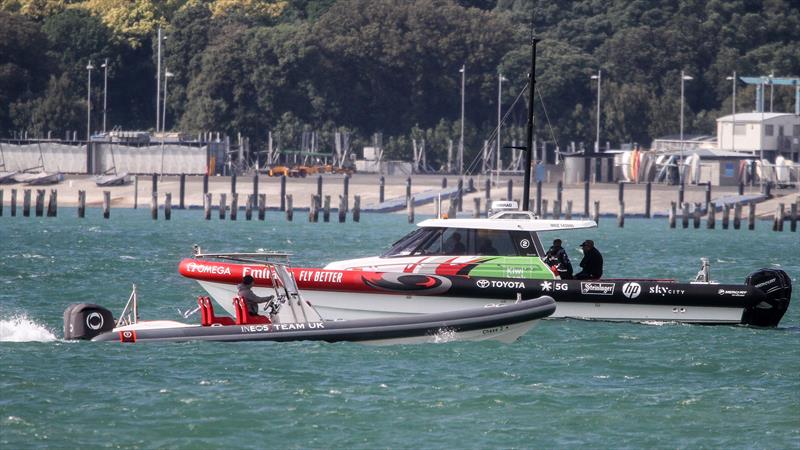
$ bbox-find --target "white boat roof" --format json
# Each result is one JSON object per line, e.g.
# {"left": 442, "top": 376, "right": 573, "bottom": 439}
{"left": 417, "top": 216, "right": 597, "bottom": 232}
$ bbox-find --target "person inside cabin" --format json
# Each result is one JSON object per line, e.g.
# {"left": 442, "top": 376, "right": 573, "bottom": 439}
{"left": 575, "top": 240, "right": 603, "bottom": 280}
{"left": 477, "top": 231, "right": 499, "bottom": 255}
{"left": 237, "top": 275, "right": 275, "bottom": 317}
{"left": 444, "top": 232, "right": 466, "bottom": 255}
{"left": 544, "top": 239, "right": 573, "bottom": 279}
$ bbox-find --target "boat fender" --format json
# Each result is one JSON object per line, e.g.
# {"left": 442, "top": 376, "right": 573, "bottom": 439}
{"left": 742, "top": 269, "right": 792, "bottom": 327}
{"left": 63, "top": 303, "right": 115, "bottom": 340}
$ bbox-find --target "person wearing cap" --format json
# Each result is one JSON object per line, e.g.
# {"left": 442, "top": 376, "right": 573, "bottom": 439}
{"left": 575, "top": 240, "right": 603, "bottom": 280}
{"left": 544, "top": 238, "right": 573, "bottom": 279}
{"left": 237, "top": 275, "right": 276, "bottom": 316}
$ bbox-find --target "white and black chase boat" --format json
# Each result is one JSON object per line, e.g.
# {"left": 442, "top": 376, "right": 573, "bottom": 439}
{"left": 63, "top": 259, "right": 556, "bottom": 345}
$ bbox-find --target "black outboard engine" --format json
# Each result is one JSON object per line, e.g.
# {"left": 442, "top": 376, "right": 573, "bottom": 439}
{"left": 63, "top": 303, "right": 115, "bottom": 340}
{"left": 742, "top": 269, "right": 792, "bottom": 327}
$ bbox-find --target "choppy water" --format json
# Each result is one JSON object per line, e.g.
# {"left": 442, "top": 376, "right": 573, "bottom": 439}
{"left": 1, "top": 210, "right": 798, "bottom": 448}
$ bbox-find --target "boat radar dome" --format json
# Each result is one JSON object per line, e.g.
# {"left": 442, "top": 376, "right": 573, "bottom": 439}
{"left": 488, "top": 200, "right": 519, "bottom": 216}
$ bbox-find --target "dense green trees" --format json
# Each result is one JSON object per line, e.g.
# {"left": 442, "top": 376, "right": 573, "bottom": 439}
{"left": 1, "top": 0, "right": 797, "bottom": 170}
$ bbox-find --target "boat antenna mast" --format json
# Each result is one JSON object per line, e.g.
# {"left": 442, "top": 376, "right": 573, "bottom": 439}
{"left": 522, "top": 23, "right": 540, "bottom": 211}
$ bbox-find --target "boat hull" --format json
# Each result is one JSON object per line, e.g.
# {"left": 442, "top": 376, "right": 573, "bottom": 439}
{"left": 89, "top": 297, "right": 556, "bottom": 345}
{"left": 179, "top": 259, "right": 790, "bottom": 326}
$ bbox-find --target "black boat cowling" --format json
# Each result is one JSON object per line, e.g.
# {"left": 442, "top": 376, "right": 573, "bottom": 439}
{"left": 742, "top": 268, "right": 793, "bottom": 327}
{"left": 63, "top": 303, "right": 115, "bottom": 340}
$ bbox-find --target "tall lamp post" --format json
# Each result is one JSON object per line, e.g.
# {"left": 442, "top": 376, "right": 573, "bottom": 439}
{"left": 155, "top": 26, "right": 167, "bottom": 133}
{"left": 726, "top": 72, "right": 737, "bottom": 153}
{"left": 459, "top": 64, "right": 465, "bottom": 175}
{"left": 590, "top": 70, "right": 601, "bottom": 153}
{"left": 679, "top": 70, "right": 693, "bottom": 183}
{"left": 162, "top": 70, "right": 174, "bottom": 132}
{"left": 86, "top": 61, "right": 94, "bottom": 141}
{"left": 101, "top": 58, "right": 109, "bottom": 133}
{"left": 497, "top": 73, "right": 506, "bottom": 173}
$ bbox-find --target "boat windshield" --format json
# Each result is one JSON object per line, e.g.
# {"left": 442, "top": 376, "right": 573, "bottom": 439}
{"left": 382, "top": 227, "right": 539, "bottom": 257}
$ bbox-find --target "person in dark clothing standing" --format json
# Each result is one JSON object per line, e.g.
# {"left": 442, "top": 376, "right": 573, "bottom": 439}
{"left": 544, "top": 239, "right": 573, "bottom": 279}
{"left": 575, "top": 240, "right": 603, "bottom": 280}
{"left": 237, "top": 275, "right": 276, "bottom": 316}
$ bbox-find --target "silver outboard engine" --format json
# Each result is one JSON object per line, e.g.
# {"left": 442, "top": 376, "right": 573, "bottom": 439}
{"left": 63, "top": 303, "right": 115, "bottom": 340}
{"left": 742, "top": 269, "right": 792, "bottom": 327}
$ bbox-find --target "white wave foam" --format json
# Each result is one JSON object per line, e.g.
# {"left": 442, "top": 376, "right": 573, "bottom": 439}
{"left": 0, "top": 316, "right": 58, "bottom": 342}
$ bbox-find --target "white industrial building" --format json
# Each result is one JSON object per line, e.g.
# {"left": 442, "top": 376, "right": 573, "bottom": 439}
{"left": 716, "top": 112, "right": 800, "bottom": 161}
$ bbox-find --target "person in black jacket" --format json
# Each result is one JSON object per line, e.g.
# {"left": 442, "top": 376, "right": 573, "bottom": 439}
{"left": 544, "top": 239, "right": 573, "bottom": 279}
{"left": 575, "top": 240, "right": 603, "bottom": 279}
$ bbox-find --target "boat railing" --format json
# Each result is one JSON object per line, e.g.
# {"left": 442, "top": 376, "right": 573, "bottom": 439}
{"left": 116, "top": 284, "right": 139, "bottom": 327}
{"left": 192, "top": 244, "right": 292, "bottom": 265}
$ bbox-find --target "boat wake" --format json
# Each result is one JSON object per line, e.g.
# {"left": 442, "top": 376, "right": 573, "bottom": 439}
{"left": 0, "top": 316, "right": 58, "bottom": 342}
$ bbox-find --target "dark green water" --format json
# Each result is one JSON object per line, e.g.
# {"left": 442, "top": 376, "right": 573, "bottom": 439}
{"left": 1, "top": 210, "right": 798, "bottom": 448}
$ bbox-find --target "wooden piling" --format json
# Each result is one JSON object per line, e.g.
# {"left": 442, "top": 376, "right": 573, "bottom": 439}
{"left": 22, "top": 189, "right": 31, "bottom": 217}
{"left": 316, "top": 175, "right": 323, "bottom": 200}
{"left": 553, "top": 200, "right": 561, "bottom": 220}
{"left": 791, "top": 202, "right": 797, "bottom": 232}
{"left": 738, "top": 181, "right": 744, "bottom": 196}
{"left": 253, "top": 174, "right": 259, "bottom": 201}
{"left": 245, "top": 194, "right": 253, "bottom": 221}
{"left": 35, "top": 189, "right": 44, "bottom": 216}
{"left": 230, "top": 193, "right": 238, "bottom": 221}
{"left": 280, "top": 175, "right": 286, "bottom": 211}
{"left": 179, "top": 174, "right": 186, "bottom": 209}
{"left": 151, "top": 174, "right": 158, "bottom": 197}
{"left": 565, "top": 200, "right": 573, "bottom": 220}
{"left": 506, "top": 179, "right": 513, "bottom": 201}
{"left": 556, "top": 180, "right": 563, "bottom": 205}
{"left": 617, "top": 201, "right": 625, "bottom": 228}
{"left": 773, "top": 204, "right": 784, "bottom": 232}
{"left": 10, "top": 189, "right": 17, "bottom": 216}
{"left": 286, "top": 194, "right": 293, "bottom": 221}
{"left": 644, "top": 182, "right": 652, "bottom": 218}
{"left": 448, "top": 197, "right": 457, "bottom": 218}
{"left": 704, "top": 183, "right": 712, "bottom": 211}
{"left": 323, "top": 195, "right": 331, "bottom": 222}
{"left": 353, "top": 195, "right": 361, "bottom": 223}
{"left": 219, "top": 193, "right": 227, "bottom": 220}
{"left": 0, "top": 189, "right": 3, "bottom": 217}
{"left": 379, "top": 176, "right": 385, "bottom": 203}
{"left": 309, "top": 194, "right": 318, "bottom": 222}
{"left": 592, "top": 200, "right": 600, "bottom": 224}
{"left": 681, "top": 202, "right": 690, "bottom": 228}
{"left": 618, "top": 181, "right": 625, "bottom": 204}
{"left": 442, "top": 177, "right": 447, "bottom": 188}
{"left": 407, "top": 196, "right": 415, "bottom": 223}
{"left": 103, "top": 191, "right": 111, "bottom": 219}
{"left": 231, "top": 173, "right": 237, "bottom": 194}
{"left": 748, "top": 202, "right": 756, "bottom": 230}
{"left": 733, "top": 203, "right": 742, "bottom": 229}
{"left": 78, "top": 190, "right": 86, "bottom": 218}
{"left": 541, "top": 199, "right": 548, "bottom": 219}
{"left": 584, "top": 181, "right": 590, "bottom": 218}
{"left": 457, "top": 178, "right": 463, "bottom": 212}
{"left": 707, "top": 202, "right": 716, "bottom": 229}
{"left": 678, "top": 183, "right": 685, "bottom": 205}
{"left": 484, "top": 178, "right": 491, "bottom": 201}
{"left": 338, "top": 195, "right": 346, "bottom": 223}
{"left": 258, "top": 194, "right": 266, "bottom": 221}
{"left": 203, "top": 174, "right": 209, "bottom": 196}
{"left": 693, "top": 203, "right": 701, "bottom": 229}
{"left": 204, "top": 193, "right": 212, "bottom": 220}
{"left": 473, "top": 197, "right": 481, "bottom": 218}
{"left": 151, "top": 191, "right": 158, "bottom": 220}
{"left": 669, "top": 201, "right": 676, "bottom": 228}
{"left": 536, "top": 181, "right": 542, "bottom": 216}
{"left": 343, "top": 175, "right": 350, "bottom": 212}
{"left": 46, "top": 189, "right": 57, "bottom": 217}
{"left": 722, "top": 204, "right": 730, "bottom": 229}
{"left": 405, "top": 177, "right": 412, "bottom": 204}
{"left": 133, "top": 175, "right": 138, "bottom": 209}
{"left": 164, "top": 193, "right": 172, "bottom": 220}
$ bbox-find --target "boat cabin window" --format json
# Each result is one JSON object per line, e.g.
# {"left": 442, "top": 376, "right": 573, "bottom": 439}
{"left": 382, "top": 228, "right": 539, "bottom": 257}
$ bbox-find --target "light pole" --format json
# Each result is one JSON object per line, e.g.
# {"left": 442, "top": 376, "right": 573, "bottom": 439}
{"left": 497, "top": 73, "right": 506, "bottom": 172}
{"left": 459, "top": 64, "right": 465, "bottom": 175}
{"left": 162, "top": 70, "right": 174, "bottom": 132}
{"left": 769, "top": 71, "right": 774, "bottom": 112}
{"left": 101, "top": 58, "right": 109, "bottom": 133}
{"left": 726, "top": 72, "right": 737, "bottom": 152}
{"left": 86, "top": 61, "right": 94, "bottom": 141}
{"left": 591, "top": 70, "right": 601, "bottom": 153}
{"left": 156, "top": 25, "right": 161, "bottom": 132}
{"left": 680, "top": 70, "right": 693, "bottom": 183}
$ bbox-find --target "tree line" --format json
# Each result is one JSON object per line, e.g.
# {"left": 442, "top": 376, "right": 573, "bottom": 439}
{"left": 1, "top": 0, "right": 797, "bottom": 170}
